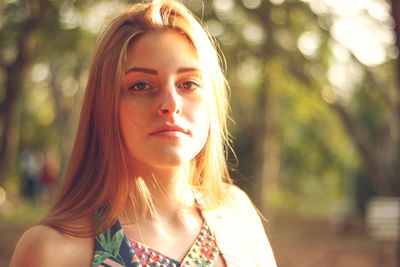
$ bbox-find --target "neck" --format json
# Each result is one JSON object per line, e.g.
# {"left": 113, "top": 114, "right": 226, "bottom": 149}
{"left": 147, "top": 168, "right": 195, "bottom": 215}
{"left": 122, "top": 162, "right": 196, "bottom": 223}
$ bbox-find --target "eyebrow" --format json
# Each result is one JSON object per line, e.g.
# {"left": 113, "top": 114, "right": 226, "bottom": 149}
{"left": 177, "top": 67, "right": 200, "bottom": 74}
{"left": 125, "top": 67, "right": 200, "bottom": 75}
{"left": 125, "top": 67, "right": 157, "bottom": 75}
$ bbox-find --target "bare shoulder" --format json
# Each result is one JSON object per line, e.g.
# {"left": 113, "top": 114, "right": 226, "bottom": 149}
{"left": 10, "top": 224, "right": 94, "bottom": 267}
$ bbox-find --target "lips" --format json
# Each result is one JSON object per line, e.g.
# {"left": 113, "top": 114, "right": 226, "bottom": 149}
{"left": 149, "top": 124, "right": 188, "bottom": 136}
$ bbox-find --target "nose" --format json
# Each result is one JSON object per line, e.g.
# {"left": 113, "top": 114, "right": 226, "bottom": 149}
{"left": 157, "top": 83, "right": 182, "bottom": 116}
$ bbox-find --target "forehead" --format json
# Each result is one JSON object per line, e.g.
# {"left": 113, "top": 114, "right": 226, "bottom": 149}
{"left": 124, "top": 30, "right": 199, "bottom": 71}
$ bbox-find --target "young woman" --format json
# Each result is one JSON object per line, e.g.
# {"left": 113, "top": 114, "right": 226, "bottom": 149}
{"left": 10, "top": 1, "right": 276, "bottom": 266}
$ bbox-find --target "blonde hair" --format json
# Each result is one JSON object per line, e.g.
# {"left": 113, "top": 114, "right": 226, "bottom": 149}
{"left": 42, "top": 0, "right": 233, "bottom": 236}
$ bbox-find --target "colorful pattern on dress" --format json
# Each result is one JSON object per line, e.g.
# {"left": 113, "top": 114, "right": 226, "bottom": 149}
{"left": 129, "top": 239, "right": 180, "bottom": 267}
{"left": 180, "top": 221, "right": 220, "bottom": 266}
{"left": 128, "top": 220, "right": 219, "bottom": 267}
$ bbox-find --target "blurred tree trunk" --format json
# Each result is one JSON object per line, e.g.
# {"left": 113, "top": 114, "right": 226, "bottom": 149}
{"left": 252, "top": 77, "right": 268, "bottom": 210}
{"left": 390, "top": 0, "right": 400, "bottom": 194}
{"left": 389, "top": 1, "right": 400, "bottom": 266}
{"left": 254, "top": 75, "right": 280, "bottom": 213}
{"left": 330, "top": 102, "right": 392, "bottom": 195}
{"left": 0, "top": 0, "right": 49, "bottom": 184}
{"left": 48, "top": 59, "right": 83, "bottom": 184}
{"left": 249, "top": 1, "right": 282, "bottom": 213}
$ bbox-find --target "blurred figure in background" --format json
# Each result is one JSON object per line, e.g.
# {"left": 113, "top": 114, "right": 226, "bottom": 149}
{"left": 21, "top": 148, "right": 44, "bottom": 203}
{"left": 40, "top": 148, "right": 60, "bottom": 202}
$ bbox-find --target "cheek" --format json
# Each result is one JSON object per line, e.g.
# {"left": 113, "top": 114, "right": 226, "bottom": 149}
{"left": 119, "top": 110, "right": 132, "bottom": 147}
{"left": 119, "top": 103, "right": 142, "bottom": 143}
{"left": 198, "top": 106, "right": 210, "bottom": 136}
{"left": 192, "top": 102, "right": 210, "bottom": 153}
{"left": 197, "top": 119, "right": 209, "bottom": 155}
{"left": 119, "top": 98, "right": 147, "bottom": 125}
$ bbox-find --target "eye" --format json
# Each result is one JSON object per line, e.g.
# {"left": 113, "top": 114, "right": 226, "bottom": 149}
{"left": 178, "top": 81, "right": 200, "bottom": 91}
{"left": 128, "top": 81, "right": 153, "bottom": 91}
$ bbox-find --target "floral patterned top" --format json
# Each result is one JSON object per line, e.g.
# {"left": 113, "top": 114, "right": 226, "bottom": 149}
{"left": 92, "top": 192, "right": 224, "bottom": 267}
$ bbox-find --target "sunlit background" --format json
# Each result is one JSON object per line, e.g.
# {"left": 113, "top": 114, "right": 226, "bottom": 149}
{"left": 0, "top": 0, "right": 399, "bottom": 266}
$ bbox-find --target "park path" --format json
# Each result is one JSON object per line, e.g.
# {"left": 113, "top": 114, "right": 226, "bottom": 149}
{"left": 268, "top": 211, "right": 397, "bottom": 267}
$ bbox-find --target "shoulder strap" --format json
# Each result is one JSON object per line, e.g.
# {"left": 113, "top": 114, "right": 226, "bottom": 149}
{"left": 193, "top": 189, "right": 206, "bottom": 211}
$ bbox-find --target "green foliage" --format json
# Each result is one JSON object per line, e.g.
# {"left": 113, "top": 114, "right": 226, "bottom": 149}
{"left": 194, "top": 0, "right": 398, "bottom": 214}
{"left": 0, "top": 0, "right": 398, "bottom": 216}
{"left": 94, "top": 228, "right": 125, "bottom": 266}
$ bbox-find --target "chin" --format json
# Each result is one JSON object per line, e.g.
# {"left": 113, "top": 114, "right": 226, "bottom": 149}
{"left": 153, "top": 155, "right": 189, "bottom": 168}
{"left": 130, "top": 154, "right": 188, "bottom": 170}
{"left": 128, "top": 145, "right": 200, "bottom": 172}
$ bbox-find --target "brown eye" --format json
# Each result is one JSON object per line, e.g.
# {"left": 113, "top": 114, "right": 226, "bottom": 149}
{"left": 129, "top": 82, "right": 152, "bottom": 91}
{"left": 179, "top": 81, "right": 200, "bottom": 90}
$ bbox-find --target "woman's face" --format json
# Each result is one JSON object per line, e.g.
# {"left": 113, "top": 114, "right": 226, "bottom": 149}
{"left": 120, "top": 30, "right": 209, "bottom": 174}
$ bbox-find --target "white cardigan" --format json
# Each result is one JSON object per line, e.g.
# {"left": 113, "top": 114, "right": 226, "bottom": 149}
{"left": 200, "top": 185, "right": 277, "bottom": 267}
